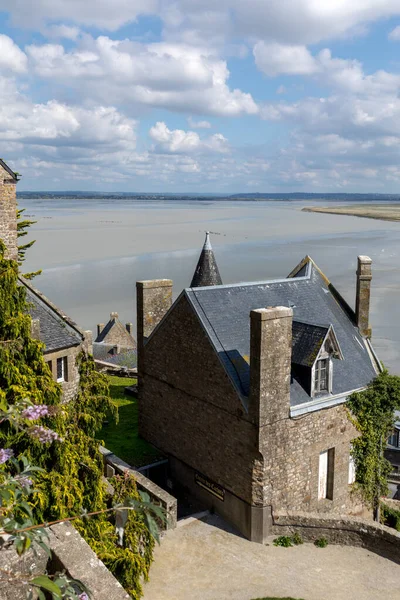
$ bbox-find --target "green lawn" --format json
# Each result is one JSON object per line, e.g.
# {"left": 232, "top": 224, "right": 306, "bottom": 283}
{"left": 97, "top": 375, "right": 164, "bottom": 468}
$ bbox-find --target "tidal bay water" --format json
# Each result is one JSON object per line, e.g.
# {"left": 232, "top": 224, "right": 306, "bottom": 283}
{"left": 20, "top": 197, "right": 400, "bottom": 373}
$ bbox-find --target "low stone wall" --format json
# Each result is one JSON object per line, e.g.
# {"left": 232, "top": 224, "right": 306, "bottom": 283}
{"left": 99, "top": 446, "right": 177, "bottom": 529}
{"left": 49, "top": 522, "right": 130, "bottom": 599}
{"left": 0, "top": 522, "right": 129, "bottom": 600}
{"left": 272, "top": 511, "right": 400, "bottom": 563}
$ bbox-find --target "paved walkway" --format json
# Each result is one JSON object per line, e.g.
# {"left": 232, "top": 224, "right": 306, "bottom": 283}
{"left": 143, "top": 514, "right": 400, "bottom": 600}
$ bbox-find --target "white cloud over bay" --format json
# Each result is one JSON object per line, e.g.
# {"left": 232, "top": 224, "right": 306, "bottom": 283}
{"left": 0, "top": 1, "right": 400, "bottom": 190}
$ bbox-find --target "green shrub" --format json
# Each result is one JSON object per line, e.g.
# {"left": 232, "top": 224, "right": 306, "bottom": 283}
{"left": 273, "top": 535, "right": 293, "bottom": 547}
{"left": 381, "top": 503, "right": 400, "bottom": 531}
{"left": 314, "top": 537, "right": 328, "bottom": 548}
{"left": 292, "top": 531, "right": 304, "bottom": 545}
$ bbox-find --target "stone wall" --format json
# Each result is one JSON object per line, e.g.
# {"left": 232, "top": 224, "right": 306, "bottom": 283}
{"left": 44, "top": 344, "right": 81, "bottom": 402}
{"left": 99, "top": 446, "right": 178, "bottom": 529}
{"left": 140, "top": 295, "right": 258, "bottom": 506}
{"left": 272, "top": 511, "right": 400, "bottom": 564}
{"left": 260, "top": 405, "right": 364, "bottom": 516}
{"left": 0, "top": 164, "right": 17, "bottom": 261}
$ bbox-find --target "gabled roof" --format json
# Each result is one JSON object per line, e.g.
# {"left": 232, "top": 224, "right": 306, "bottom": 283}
{"left": 95, "top": 313, "right": 136, "bottom": 348}
{"left": 0, "top": 158, "right": 17, "bottom": 181}
{"left": 190, "top": 232, "right": 222, "bottom": 287}
{"left": 185, "top": 257, "right": 379, "bottom": 407}
{"left": 21, "top": 277, "right": 83, "bottom": 353}
{"left": 292, "top": 320, "right": 343, "bottom": 367}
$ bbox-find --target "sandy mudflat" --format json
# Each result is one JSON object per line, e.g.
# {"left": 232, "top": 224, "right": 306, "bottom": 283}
{"left": 303, "top": 204, "right": 400, "bottom": 221}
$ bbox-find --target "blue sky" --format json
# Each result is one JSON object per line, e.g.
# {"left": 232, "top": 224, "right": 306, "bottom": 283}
{"left": 1, "top": 1, "right": 400, "bottom": 192}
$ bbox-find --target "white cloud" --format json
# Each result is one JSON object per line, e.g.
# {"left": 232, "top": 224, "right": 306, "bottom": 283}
{"left": 389, "top": 25, "right": 400, "bottom": 40}
{"left": 187, "top": 117, "right": 211, "bottom": 129}
{"left": 149, "top": 121, "right": 228, "bottom": 153}
{"left": 254, "top": 42, "right": 318, "bottom": 76}
{"left": 26, "top": 37, "right": 258, "bottom": 117}
{"left": 0, "top": 35, "right": 27, "bottom": 73}
{"left": 0, "top": 0, "right": 157, "bottom": 31}
{"left": 44, "top": 25, "right": 81, "bottom": 40}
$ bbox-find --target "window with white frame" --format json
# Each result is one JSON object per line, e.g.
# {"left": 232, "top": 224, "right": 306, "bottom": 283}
{"left": 56, "top": 357, "right": 68, "bottom": 383}
{"left": 314, "top": 358, "right": 329, "bottom": 394}
{"left": 318, "top": 448, "right": 335, "bottom": 500}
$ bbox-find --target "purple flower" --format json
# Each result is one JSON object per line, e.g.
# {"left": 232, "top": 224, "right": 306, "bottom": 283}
{"left": 0, "top": 448, "right": 14, "bottom": 464}
{"left": 29, "top": 426, "right": 62, "bottom": 444}
{"left": 16, "top": 475, "right": 33, "bottom": 488}
{"left": 78, "top": 593, "right": 89, "bottom": 600}
{"left": 21, "top": 405, "right": 49, "bottom": 421}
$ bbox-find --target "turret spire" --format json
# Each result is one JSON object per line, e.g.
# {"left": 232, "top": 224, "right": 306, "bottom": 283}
{"left": 190, "top": 232, "right": 222, "bottom": 287}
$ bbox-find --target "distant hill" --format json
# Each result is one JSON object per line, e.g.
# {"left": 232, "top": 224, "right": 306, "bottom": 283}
{"left": 17, "top": 191, "right": 400, "bottom": 202}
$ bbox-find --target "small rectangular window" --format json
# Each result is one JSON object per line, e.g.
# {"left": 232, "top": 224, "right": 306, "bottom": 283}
{"left": 314, "top": 359, "right": 329, "bottom": 393}
{"left": 56, "top": 357, "right": 68, "bottom": 383}
{"left": 318, "top": 448, "right": 334, "bottom": 500}
{"left": 388, "top": 430, "right": 399, "bottom": 447}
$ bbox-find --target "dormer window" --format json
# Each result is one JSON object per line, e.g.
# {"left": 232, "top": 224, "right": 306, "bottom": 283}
{"left": 314, "top": 358, "right": 329, "bottom": 393}
{"left": 291, "top": 320, "right": 344, "bottom": 399}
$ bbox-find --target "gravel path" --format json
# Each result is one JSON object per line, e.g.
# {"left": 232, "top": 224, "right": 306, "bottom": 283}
{"left": 143, "top": 514, "right": 400, "bottom": 600}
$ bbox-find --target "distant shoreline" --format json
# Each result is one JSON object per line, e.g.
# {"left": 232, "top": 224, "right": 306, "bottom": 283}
{"left": 302, "top": 204, "right": 400, "bottom": 222}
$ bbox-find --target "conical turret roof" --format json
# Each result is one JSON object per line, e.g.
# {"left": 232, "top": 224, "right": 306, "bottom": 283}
{"left": 190, "top": 232, "right": 222, "bottom": 287}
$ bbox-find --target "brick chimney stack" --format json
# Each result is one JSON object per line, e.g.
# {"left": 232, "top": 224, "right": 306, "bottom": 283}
{"left": 0, "top": 159, "right": 18, "bottom": 260}
{"left": 136, "top": 279, "right": 173, "bottom": 377}
{"left": 355, "top": 255, "right": 372, "bottom": 338}
{"left": 249, "top": 306, "right": 293, "bottom": 426}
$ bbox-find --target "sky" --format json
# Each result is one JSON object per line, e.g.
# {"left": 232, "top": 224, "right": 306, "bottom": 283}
{"left": 2, "top": 1, "right": 400, "bottom": 193}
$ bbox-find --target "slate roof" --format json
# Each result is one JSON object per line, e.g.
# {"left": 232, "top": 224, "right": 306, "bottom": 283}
{"left": 93, "top": 343, "right": 137, "bottom": 368}
{"left": 185, "top": 257, "right": 379, "bottom": 407}
{"left": 95, "top": 314, "right": 136, "bottom": 348}
{"left": 25, "top": 287, "right": 82, "bottom": 353}
{"left": 190, "top": 232, "right": 222, "bottom": 287}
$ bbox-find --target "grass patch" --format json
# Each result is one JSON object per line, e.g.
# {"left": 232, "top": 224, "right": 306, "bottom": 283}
{"left": 97, "top": 375, "right": 164, "bottom": 467}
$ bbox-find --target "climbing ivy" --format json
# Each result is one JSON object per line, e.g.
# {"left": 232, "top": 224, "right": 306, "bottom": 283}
{"left": 347, "top": 369, "right": 400, "bottom": 520}
{"left": 0, "top": 240, "right": 155, "bottom": 598}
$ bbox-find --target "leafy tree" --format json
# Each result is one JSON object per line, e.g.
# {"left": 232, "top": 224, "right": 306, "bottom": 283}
{"left": 347, "top": 369, "right": 400, "bottom": 520}
{"left": 0, "top": 240, "right": 157, "bottom": 598}
{"left": 17, "top": 208, "right": 41, "bottom": 279}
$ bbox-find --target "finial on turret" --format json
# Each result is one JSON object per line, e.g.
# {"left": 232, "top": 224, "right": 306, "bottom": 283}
{"left": 190, "top": 231, "right": 222, "bottom": 287}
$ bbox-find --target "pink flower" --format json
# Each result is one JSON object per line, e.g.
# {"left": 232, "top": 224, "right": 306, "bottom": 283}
{"left": 21, "top": 405, "right": 49, "bottom": 421}
{"left": 29, "top": 426, "right": 62, "bottom": 444}
{"left": 0, "top": 448, "right": 13, "bottom": 464}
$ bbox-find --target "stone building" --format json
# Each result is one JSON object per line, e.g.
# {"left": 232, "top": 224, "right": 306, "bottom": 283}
{"left": 0, "top": 158, "right": 89, "bottom": 400}
{"left": 137, "top": 253, "right": 380, "bottom": 542}
{"left": 94, "top": 312, "right": 135, "bottom": 358}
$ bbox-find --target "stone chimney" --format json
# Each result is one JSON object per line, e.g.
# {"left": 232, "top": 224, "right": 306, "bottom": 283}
{"left": 355, "top": 255, "right": 372, "bottom": 338}
{"left": 126, "top": 323, "right": 133, "bottom": 334}
{"left": 249, "top": 306, "right": 293, "bottom": 426}
{"left": 97, "top": 323, "right": 105, "bottom": 337}
{"left": 136, "top": 279, "right": 173, "bottom": 376}
{"left": 0, "top": 159, "right": 18, "bottom": 260}
{"left": 83, "top": 330, "right": 93, "bottom": 355}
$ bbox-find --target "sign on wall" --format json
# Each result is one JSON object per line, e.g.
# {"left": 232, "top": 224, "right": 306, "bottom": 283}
{"left": 195, "top": 472, "right": 225, "bottom": 502}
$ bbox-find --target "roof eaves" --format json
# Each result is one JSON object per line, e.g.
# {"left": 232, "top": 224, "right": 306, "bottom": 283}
{"left": 0, "top": 158, "right": 18, "bottom": 181}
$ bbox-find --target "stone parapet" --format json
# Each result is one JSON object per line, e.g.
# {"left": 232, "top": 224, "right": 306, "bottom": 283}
{"left": 272, "top": 511, "right": 400, "bottom": 563}
{"left": 99, "top": 445, "right": 177, "bottom": 530}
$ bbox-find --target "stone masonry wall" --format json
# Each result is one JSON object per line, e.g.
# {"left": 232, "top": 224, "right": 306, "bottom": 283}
{"left": 45, "top": 345, "right": 80, "bottom": 402}
{"left": 261, "top": 405, "right": 365, "bottom": 516}
{"left": 0, "top": 164, "right": 17, "bottom": 260}
{"left": 140, "top": 294, "right": 259, "bottom": 505}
